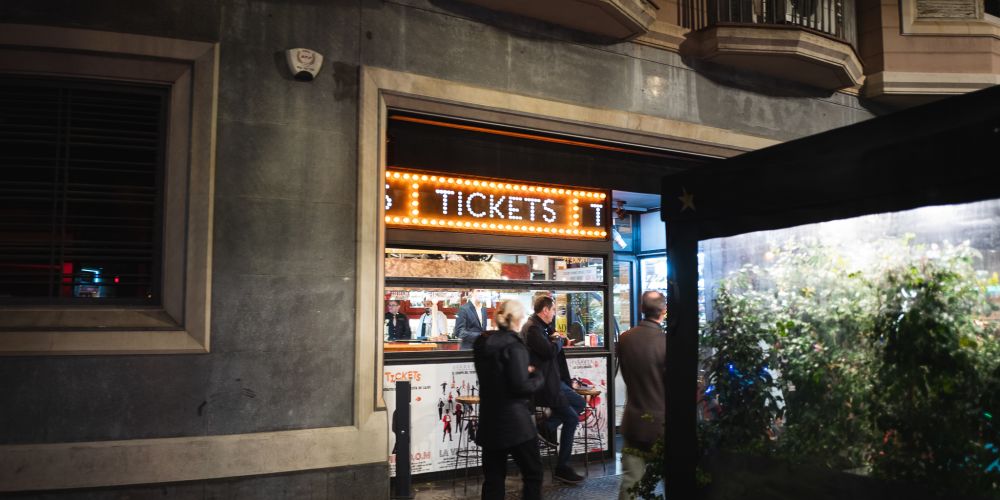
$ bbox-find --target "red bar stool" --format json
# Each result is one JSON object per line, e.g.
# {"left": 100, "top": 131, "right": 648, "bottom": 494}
{"left": 573, "top": 387, "right": 606, "bottom": 476}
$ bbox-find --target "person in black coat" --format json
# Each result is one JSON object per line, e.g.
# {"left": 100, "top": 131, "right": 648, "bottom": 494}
{"left": 473, "top": 299, "right": 544, "bottom": 500}
{"left": 521, "top": 295, "right": 585, "bottom": 483}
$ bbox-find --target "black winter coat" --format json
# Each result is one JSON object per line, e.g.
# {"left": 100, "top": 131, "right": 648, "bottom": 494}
{"left": 473, "top": 328, "right": 544, "bottom": 450}
{"left": 521, "top": 315, "right": 568, "bottom": 408}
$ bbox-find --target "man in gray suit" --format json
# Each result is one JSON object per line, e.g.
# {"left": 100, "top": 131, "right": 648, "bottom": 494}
{"left": 454, "top": 291, "right": 489, "bottom": 350}
{"left": 617, "top": 291, "right": 667, "bottom": 499}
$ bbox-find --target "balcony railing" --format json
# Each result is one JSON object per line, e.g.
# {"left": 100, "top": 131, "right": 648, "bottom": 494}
{"left": 682, "top": 0, "right": 857, "bottom": 46}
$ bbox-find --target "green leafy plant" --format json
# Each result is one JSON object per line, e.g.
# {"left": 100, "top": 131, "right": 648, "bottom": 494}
{"left": 869, "top": 242, "right": 1000, "bottom": 494}
{"left": 692, "top": 236, "right": 1000, "bottom": 496}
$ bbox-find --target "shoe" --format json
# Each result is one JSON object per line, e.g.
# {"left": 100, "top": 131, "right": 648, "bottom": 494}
{"left": 537, "top": 422, "right": 558, "bottom": 447}
{"left": 553, "top": 466, "right": 584, "bottom": 484}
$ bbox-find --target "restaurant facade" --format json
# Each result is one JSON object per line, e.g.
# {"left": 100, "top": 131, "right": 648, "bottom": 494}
{"left": 2, "top": 0, "right": 998, "bottom": 498}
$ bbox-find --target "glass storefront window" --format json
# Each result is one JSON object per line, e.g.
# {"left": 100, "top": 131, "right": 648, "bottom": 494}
{"left": 386, "top": 248, "right": 603, "bottom": 283}
{"left": 639, "top": 255, "right": 668, "bottom": 295}
{"left": 698, "top": 199, "right": 1000, "bottom": 493}
{"left": 612, "top": 260, "right": 632, "bottom": 331}
{"left": 384, "top": 287, "right": 606, "bottom": 351}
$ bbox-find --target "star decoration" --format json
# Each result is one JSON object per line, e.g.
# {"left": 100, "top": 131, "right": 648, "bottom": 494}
{"left": 678, "top": 188, "right": 696, "bottom": 212}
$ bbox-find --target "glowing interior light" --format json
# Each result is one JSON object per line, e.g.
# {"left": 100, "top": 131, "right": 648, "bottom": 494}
{"left": 528, "top": 186, "right": 536, "bottom": 192}
{"left": 392, "top": 217, "right": 400, "bottom": 223}
{"left": 601, "top": 231, "right": 607, "bottom": 236}
{"left": 573, "top": 214, "right": 580, "bottom": 219}
{"left": 431, "top": 176, "right": 438, "bottom": 182}
{"left": 473, "top": 180, "right": 481, "bottom": 186}
{"left": 463, "top": 221, "right": 471, "bottom": 227}
{"left": 411, "top": 201, "right": 419, "bottom": 207}
{"left": 571, "top": 198, "right": 579, "bottom": 204}
{"left": 392, "top": 173, "right": 401, "bottom": 179}
{"left": 573, "top": 221, "right": 580, "bottom": 226}
{"left": 410, "top": 210, "right": 419, "bottom": 216}
{"left": 402, "top": 217, "right": 410, "bottom": 223}
{"left": 384, "top": 216, "right": 390, "bottom": 222}
{"left": 447, "top": 221, "right": 455, "bottom": 226}
{"left": 403, "top": 173, "right": 411, "bottom": 179}
{"left": 411, "top": 192, "right": 419, "bottom": 198}
{"left": 600, "top": 193, "right": 607, "bottom": 199}
{"left": 421, "top": 175, "right": 428, "bottom": 181}
{"left": 573, "top": 206, "right": 580, "bottom": 211}
{"left": 384, "top": 172, "right": 391, "bottom": 178}
{"left": 473, "top": 222, "right": 481, "bottom": 228}
{"left": 411, "top": 183, "right": 419, "bottom": 189}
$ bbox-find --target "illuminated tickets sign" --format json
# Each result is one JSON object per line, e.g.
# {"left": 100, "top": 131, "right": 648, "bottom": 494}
{"left": 384, "top": 169, "right": 609, "bottom": 240}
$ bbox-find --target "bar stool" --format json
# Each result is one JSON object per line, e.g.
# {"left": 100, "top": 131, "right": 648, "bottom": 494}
{"left": 573, "top": 387, "right": 606, "bottom": 476}
{"left": 452, "top": 395, "right": 481, "bottom": 494}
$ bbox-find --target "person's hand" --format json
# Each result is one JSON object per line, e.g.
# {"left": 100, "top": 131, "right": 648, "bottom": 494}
{"left": 527, "top": 365, "right": 536, "bottom": 374}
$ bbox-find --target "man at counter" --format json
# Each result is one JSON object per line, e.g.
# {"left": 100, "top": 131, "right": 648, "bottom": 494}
{"left": 455, "top": 291, "right": 488, "bottom": 350}
{"left": 384, "top": 300, "right": 412, "bottom": 340}
{"left": 418, "top": 299, "right": 449, "bottom": 341}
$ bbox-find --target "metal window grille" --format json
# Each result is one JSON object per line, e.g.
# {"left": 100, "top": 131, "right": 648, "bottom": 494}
{"left": 0, "top": 77, "right": 166, "bottom": 305}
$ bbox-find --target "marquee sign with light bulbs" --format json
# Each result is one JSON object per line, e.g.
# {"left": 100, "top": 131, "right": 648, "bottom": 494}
{"left": 384, "top": 169, "right": 610, "bottom": 240}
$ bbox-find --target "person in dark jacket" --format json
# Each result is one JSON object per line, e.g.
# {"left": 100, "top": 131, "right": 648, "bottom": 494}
{"left": 521, "top": 295, "right": 586, "bottom": 484}
{"left": 455, "top": 291, "right": 489, "bottom": 350}
{"left": 473, "top": 299, "right": 544, "bottom": 500}
{"left": 617, "top": 291, "right": 667, "bottom": 499}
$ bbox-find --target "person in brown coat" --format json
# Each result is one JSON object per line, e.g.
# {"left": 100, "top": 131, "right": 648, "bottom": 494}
{"left": 617, "top": 290, "right": 667, "bottom": 499}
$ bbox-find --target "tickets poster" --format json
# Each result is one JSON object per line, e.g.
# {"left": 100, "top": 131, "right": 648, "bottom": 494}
{"left": 384, "top": 357, "right": 609, "bottom": 477}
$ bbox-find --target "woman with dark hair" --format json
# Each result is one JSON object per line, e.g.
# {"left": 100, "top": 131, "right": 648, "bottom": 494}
{"left": 473, "top": 300, "right": 545, "bottom": 500}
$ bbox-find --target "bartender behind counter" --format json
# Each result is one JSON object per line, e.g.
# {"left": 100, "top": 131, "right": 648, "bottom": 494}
{"left": 419, "top": 299, "right": 450, "bottom": 341}
{"left": 385, "top": 300, "right": 412, "bottom": 340}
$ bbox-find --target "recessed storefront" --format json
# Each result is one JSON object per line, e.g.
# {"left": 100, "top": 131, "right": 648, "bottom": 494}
{"left": 379, "top": 110, "right": 708, "bottom": 478}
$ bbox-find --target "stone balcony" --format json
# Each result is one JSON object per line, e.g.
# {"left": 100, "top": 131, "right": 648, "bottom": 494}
{"left": 457, "top": 0, "right": 659, "bottom": 40}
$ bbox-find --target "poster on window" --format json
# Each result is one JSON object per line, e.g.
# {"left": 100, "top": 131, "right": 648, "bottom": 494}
{"left": 385, "top": 356, "right": 609, "bottom": 477}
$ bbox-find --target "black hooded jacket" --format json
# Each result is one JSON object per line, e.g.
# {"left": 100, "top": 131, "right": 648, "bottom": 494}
{"left": 472, "top": 328, "right": 544, "bottom": 449}
{"left": 521, "top": 314, "right": 569, "bottom": 409}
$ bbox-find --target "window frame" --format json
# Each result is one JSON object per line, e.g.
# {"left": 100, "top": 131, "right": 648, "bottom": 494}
{"left": 0, "top": 24, "right": 218, "bottom": 355}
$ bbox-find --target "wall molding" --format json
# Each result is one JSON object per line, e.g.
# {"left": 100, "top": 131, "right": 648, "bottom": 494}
{"left": 864, "top": 70, "right": 1000, "bottom": 98}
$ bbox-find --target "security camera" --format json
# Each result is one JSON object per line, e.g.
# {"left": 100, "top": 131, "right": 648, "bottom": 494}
{"left": 285, "top": 48, "right": 323, "bottom": 81}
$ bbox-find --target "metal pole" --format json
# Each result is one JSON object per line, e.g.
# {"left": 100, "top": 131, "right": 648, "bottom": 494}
{"left": 392, "top": 381, "right": 414, "bottom": 499}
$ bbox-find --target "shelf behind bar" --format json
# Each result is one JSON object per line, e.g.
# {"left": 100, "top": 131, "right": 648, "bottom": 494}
{"left": 384, "top": 277, "right": 607, "bottom": 291}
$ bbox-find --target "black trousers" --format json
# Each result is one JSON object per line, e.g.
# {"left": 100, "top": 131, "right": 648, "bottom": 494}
{"left": 481, "top": 438, "right": 543, "bottom": 500}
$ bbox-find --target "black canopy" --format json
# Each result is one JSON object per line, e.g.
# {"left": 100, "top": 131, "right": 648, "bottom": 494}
{"left": 661, "top": 85, "right": 1000, "bottom": 238}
